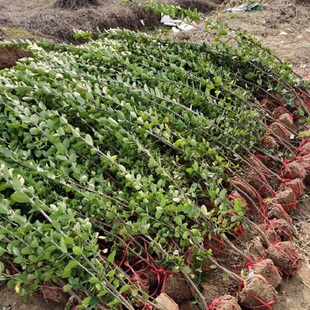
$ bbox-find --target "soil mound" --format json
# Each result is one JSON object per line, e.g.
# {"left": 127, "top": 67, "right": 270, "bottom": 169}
{"left": 0, "top": 46, "right": 33, "bottom": 69}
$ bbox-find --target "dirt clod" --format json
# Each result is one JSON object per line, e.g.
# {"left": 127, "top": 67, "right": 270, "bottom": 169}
{"left": 252, "top": 259, "right": 282, "bottom": 289}
{"left": 248, "top": 238, "right": 266, "bottom": 260}
{"left": 274, "top": 187, "right": 297, "bottom": 212}
{"left": 266, "top": 241, "right": 300, "bottom": 275}
{"left": 269, "top": 122, "right": 290, "bottom": 141}
{"left": 267, "top": 201, "right": 292, "bottom": 224}
{"left": 279, "top": 178, "right": 305, "bottom": 198}
{"left": 231, "top": 177, "right": 257, "bottom": 201}
{"left": 282, "top": 161, "right": 307, "bottom": 180}
{"left": 278, "top": 113, "right": 294, "bottom": 128}
{"left": 265, "top": 219, "right": 295, "bottom": 242}
{"left": 238, "top": 275, "right": 277, "bottom": 310}
{"left": 164, "top": 274, "right": 191, "bottom": 304}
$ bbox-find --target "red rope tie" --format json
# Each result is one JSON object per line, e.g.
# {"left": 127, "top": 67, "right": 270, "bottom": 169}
{"left": 204, "top": 236, "right": 225, "bottom": 254}
{"left": 207, "top": 296, "right": 240, "bottom": 310}
{"left": 268, "top": 242, "right": 300, "bottom": 276}
{"left": 241, "top": 274, "right": 276, "bottom": 310}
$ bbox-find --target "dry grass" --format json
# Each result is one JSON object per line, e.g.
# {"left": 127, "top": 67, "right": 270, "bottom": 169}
{"left": 0, "top": 0, "right": 223, "bottom": 42}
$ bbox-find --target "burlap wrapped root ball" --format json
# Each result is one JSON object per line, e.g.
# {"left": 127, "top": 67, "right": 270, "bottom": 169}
{"left": 251, "top": 259, "right": 282, "bottom": 289}
{"left": 238, "top": 274, "right": 277, "bottom": 310}
{"left": 208, "top": 294, "right": 241, "bottom": 310}
{"left": 266, "top": 241, "right": 300, "bottom": 275}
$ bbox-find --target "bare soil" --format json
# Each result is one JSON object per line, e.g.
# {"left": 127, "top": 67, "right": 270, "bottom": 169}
{"left": 0, "top": 46, "right": 33, "bottom": 69}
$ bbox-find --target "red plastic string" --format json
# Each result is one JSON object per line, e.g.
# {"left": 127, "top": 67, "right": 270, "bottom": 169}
{"left": 268, "top": 242, "right": 300, "bottom": 276}
{"left": 265, "top": 219, "right": 292, "bottom": 242}
{"left": 241, "top": 274, "right": 276, "bottom": 310}
{"left": 204, "top": 236, "right": 225, "bottom": 254}
{"left": 42, "top": 282, "right": 66, "bottom": 302}
{"left": 207, "top": 297, "right": 240, "bottom": 310}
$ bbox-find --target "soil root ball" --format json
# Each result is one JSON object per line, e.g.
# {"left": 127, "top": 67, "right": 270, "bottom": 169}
{"left": 238, "top": 274, "right": 277, "bottom": 310}
{"left": 269, "top": 122, "right": 290, "bottom": 141}
{"left": 246, "top": 169, "right": 271, "bottom": 197}
{"left": 266, "top": 201, "right": 292, "bottom": 224}
{"left": 296, "top": 155, "right": 310, "bottom": 184}
{"left": 208, "top": 295, "right": 241, "bottom": 310}
{"left": 264, "top": 135, "right": 279, "bottom": 149}
{"left": 265, "top": 219, "right": 295, "bottom": 242}
{"left": 282, "top": 161, "right": 306, "bottom": 180}
{"left": 296, "top": 141, "right": 310, "bottom": 157}
{"left": 155, "top": 293, "right": 179, "bottom": 310}
{"left": 163, "top": 274, "right": 191, "bottom": 304}
{"left": 278, "top": 113, "right": 294, "bottom": 129}
{"left": 272, "top": 107, "right": 291, "bottom": 119}
{"left": 251, "top": 259, "right": 282, "bottom": 288}
{"left": 279, "top": 178, "right": 305, "bottom": 198}
{"left": 248, "top": 238, "right": 266, "bottom": 260}
{"left": 231, "top": 177, "right": 257, "bottom": 201}
{"left": 273, "top": 188, "right": 297, "bottom": 213}
{"left": 266, "top": 241, "right": 300, "bottom": 275}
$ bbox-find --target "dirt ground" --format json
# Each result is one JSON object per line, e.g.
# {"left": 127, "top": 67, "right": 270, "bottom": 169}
{"left": 0, "top": 0, "right": 309, "bottom": 309}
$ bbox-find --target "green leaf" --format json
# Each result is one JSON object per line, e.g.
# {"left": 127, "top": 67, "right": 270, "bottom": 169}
{"left": 63, "top": 284, "right": 72, "bottom": 292}
{"left": 0, "top": 262, "right": 4, "bottom": 274}
{"left": 72, "top": 246, "right": 83, "bottom": 256}
{"left": 88, "top": 277, "right": 100, "bottom": 284}
{"left": 119, "top": 284, "right": 130, "bottom": 294}
{"left": 107, "top": 250, "right": 117, "bottom": 264}
{"left": 60, "top": 237, "right": 67, "bottom": 253}
{"left": 11, "top": 191, "right": 30, "bottom": 203}
{"left": 85, "top": 134, "right": 93, "bottom": 146}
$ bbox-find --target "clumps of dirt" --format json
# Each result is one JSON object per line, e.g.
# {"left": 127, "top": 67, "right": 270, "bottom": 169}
{"left": 282, "top": 161, "right": 307, "bottom": 180}
{"left": 252, "top": 259, "right": 282, "bottom": 289}
{"left": 238, "top": 275, "right": 277, "bottom": 310}
{"left": 266, "top": 241, "right": 300, "bottom": 275}
{"left": 163, "top": 274, "right": 192, "bottom": 304}
{"left": 0, "top": 46, "right": 33, "bottom": 70}
{"left": 265, "top": 219, "right": 295, "bottom": 242}
{"left": 17, "top": 5, "right": 161, "bottom": 42}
